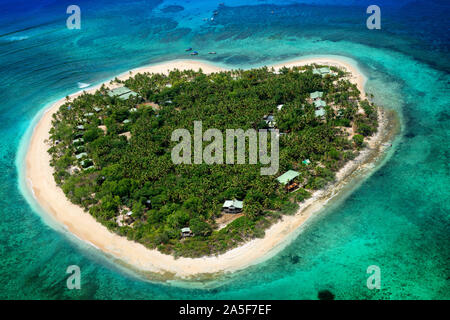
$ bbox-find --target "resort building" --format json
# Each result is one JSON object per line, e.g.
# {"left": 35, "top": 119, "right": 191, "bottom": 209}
{"left": 315, "top": 108, "right": 326, "bottom": 118}
{"left": 314, "top": 99, "right": 327, "bottom": 118}
{"left": 80, "top": 159, "right": 93, "bottom": 168}
{"left": 181, "top": 227, "right": 193, "bottom": 238}
{"left": 276, "top": 170, "right": 300, "bottom": 192}
{"left": 313, "top": 67, "right": 338, "bottom": 77}
{"left": 73, "top": 138, "right": 84, "bottom": 144}
{"left": 223, "top": 200, "right": 244, "bottom": 214}
{"left": 310, "top": 91, "right": 323, "bottom": 100}
{"left": 75, "top": 153, "right": 87, "bottom": 160}
{"left": 314, "top": 99, "right": 326, "bottom": 109}
{"left": 313, "top": 67, "right": 331, "bottom": 77}
{"left": 263, "top": 115, "right": 276, "bottom": 128}
{"left": 277, "top": 104, "right": 284, "bottom": 111}
{"left": 107, "top": 86, "right": 141, "bottom": 101}
{"left": 93, "top": 107, "right": 102, "bottom": 112}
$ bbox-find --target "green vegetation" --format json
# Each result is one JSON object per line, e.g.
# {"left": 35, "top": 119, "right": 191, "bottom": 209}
{"left": 48, "top": 65, "right": 378, "bottom": 257}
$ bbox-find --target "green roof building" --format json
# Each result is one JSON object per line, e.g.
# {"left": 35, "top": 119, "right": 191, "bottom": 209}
{"left": 313, "top": 67, "right": 332, "bottom": 77}
{"left": 181, "top": 227, "right": 193, "bottom": 237}
{"left": 107, "top": 87, "right": 141, "bottom": 101}
{"left": 276, "top": 170, "right": 300, "bottom": 185}
{"left": 310, "top": 91, "right": 323, "bottom": 99}
{"left": 314, "top": 99, "right": 326, "bottom": 108}
{"left": 315, "top": 108, "right": 326, "bottom": 117}
{"left": 319, "top": 67, "right": 331, "bottom": 74}
{"left": 223, "top": 199, "right": 244, "bottom": 213}
{"left": 76, "top": 153, "right": 87, "bottom": 160}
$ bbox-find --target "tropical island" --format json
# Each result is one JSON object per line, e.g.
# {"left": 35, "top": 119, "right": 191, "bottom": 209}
{"left": 24, "top": 58, "right": 394, "bottom": 278}
{"left": 45, "top": 60, "right": 378, "bottom": 259}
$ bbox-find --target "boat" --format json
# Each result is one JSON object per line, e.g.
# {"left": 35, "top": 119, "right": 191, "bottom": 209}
{"left": 185, "top": 47, "right": 193, "bottom": 52}
{"left": 208, "top": 52, "right": 217, "bottom": 55}
{"left": 190, "top": 51, "right": 199, "bottom": 56}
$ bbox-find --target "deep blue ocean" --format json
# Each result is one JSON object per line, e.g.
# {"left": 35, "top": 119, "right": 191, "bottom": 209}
{"left": 0, "top": 0, "right": 448, "bottom": 299}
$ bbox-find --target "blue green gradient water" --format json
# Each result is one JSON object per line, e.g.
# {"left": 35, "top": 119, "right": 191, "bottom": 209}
{"left": 0, "top": 0, "right": 448, "bottom": 299}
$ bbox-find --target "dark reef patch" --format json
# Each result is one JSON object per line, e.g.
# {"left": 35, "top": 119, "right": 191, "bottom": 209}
{"left": 161, "top": 5, "right": 184, "bottom": 13}
{"left": 318, "top": 290, "right": 335, "bottom": 300}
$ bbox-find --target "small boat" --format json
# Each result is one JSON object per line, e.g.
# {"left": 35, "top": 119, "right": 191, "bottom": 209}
{"left": 208, "top": 52, "right": 217, "bottom": 55}
{"left": 190, "top": 51, "right": 199, "bottom": 56}
{"left": 213, "top": 11, "right": 219, "bottom": 15}
{"left": 185, "top": 47, "right": 193, "bottom": 52}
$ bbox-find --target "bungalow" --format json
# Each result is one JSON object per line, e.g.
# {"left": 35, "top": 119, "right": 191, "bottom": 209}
{"left": 123, "top": 119, "right": 131, "bottom": 124}
{"left": 84, "top": 113, "right": 94, "bottom": 117}
{"left": 263, "top": 115, "right": 276, "bottom": 128}
{"left": 315, "top": 108, "right": 326, "bottom": 118}
{"left": 310, "top": 91, "right": 323, "bottom": 100}
{"left": 107, "top": 86, "right": 141, "bottom": 101}
{"left": 129, "top": 108, "right": 138, "bottom": 113}
{"left": 314, "top": 99, "right": 326, "bottom": 109}
{"left": 73, "top": 138, "right": 84, "bottom": 144}
{"left": 223, "top": 200, "right": 244, "bottom": 214}
{"left": 181, "top": 227, "right": 193, "bottom": 238}
{"left": 75, "top": 153, "right": 87, "bottom": 160}
{"left": 116, "top": 211, "right": 134, "bottom": 226}
{"left": 93, "top": 107, "right": 102, "bottom": 112}
{"left": 76, "top": 125, "right": 85, "bottom": 130}
{"left": 277, "top": 104, "right": 284, "bottom": 111}
{"left": 313, "top": 67, "right": 331, "bottom": 77}
{"left": 276, "top": 170, "right": 300, "bottom": 192}
{"left": 80, "top": 159, "right": 93, "bottom": 168}
{"left": 302, "top": 159, "right": 311, "bottom": 165}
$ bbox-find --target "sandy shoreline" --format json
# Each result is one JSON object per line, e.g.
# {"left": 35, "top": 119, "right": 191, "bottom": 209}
{"left": 24, "top": 57, "right": 393, "bottom": 280}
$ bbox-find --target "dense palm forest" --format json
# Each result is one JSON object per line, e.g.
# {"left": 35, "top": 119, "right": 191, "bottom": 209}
{"left": 48, "top": 64, "right": 378, "bottom": 257}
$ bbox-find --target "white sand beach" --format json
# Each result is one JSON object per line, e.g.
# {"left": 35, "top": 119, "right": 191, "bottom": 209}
{"left": 25, "top": 57, "right": 392, "bottom": 279}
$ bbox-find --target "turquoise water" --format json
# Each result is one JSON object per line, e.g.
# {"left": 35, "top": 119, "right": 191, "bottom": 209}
{"left": 1, "top": 0, "right": 449, "bottom": 299}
